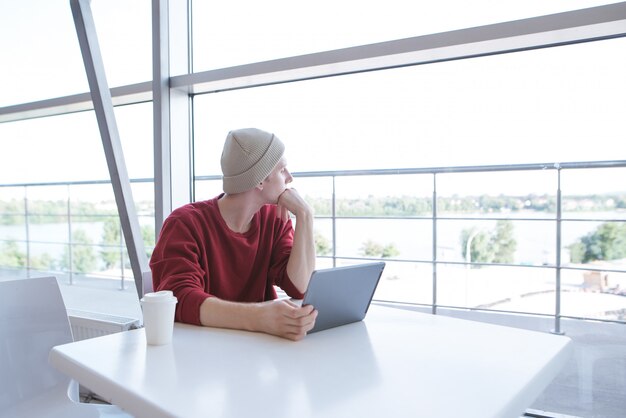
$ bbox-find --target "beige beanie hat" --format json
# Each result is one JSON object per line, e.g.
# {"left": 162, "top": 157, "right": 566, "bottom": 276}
{"left": 220, "top": 128, "right": 285, "bottom": 194}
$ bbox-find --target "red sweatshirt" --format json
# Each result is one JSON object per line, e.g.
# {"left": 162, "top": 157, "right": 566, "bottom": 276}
{"left": 149, "top": 195, "right": 304, "bottom": 325}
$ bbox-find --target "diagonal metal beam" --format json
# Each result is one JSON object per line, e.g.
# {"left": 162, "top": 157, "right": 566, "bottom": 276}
{"left": 70, "top": 0, "right": 148, "bottom": 297}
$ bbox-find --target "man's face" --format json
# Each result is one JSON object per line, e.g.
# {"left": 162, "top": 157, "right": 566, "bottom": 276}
{"left": 262, "top": 156, "right": 293, "bottom": 202}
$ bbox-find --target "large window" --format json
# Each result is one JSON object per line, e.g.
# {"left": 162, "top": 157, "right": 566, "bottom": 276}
{"left": 192, "top": 0, "right": 614, "bottom": 70}
{"left": 1, "top": 1, "right": 625, "bottom": 415}
{"left": 0, "top": 103, "right": 153, "bottom": 319}
{"left": 0, "top": 0, "right": 150, "bottom": 107}
{"left": 193, "top": 37, "right": 626, "bottom": 320}
{"left": 193, "top": 36, "right": 626, "bottom": 173}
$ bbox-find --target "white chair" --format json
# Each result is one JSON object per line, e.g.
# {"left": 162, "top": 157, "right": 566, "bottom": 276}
{"left": 0, "top": 276, "right": 133, "bottom": 418}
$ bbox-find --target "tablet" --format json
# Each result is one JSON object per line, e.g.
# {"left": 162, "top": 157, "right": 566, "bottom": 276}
{"left": 302, "top": 262, "right": 385, "bottom": 333}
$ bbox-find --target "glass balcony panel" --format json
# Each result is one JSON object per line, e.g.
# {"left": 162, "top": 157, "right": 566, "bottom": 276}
{"left": 372, "top": 260, "right": 433, "bottom": 305}
{"left": 330, "top": 257, "right": 432, "bottom": 305}
{"left": 314, "top": 258, "right": 335, "bottom": 270}
{"left": 3, "top": 187, "right": 25, "bottom": 198}
{"left": 293, "top": 176, "right": 334, "bottom": 217}
{"left": 437, "top": 170, "right": 558, "bottom": 218}
{"left": 561, "top": 167, "right": 626, "bottom": 221}
{"left": 100, "top": 243, "right": 128, "bottom": 278}
{"left": 69, "top": 184, "right": 115, "bottom": 215}
{"left": 98, "top": 222, "right": 126, "bottom": 255}
{"left": 0, "top": 239, "right": 28, "bottom": 273}
{"left": 66, "top": 242, "right": 105, "bottom": 277}
{"left": 563, "top": 220, "right": 626, "bottom": 268}
{"left": 70, "top": 219, "right": 106, "bottom": 252}
{"left": 0, "top": 216, "right": 27, "bottom": 242}
{"left": 334, "top": 218, "right": 431, "bottom": 261}
{"left": 134, "top": 184, "right": 156, "bottom": 253}
{"left": 25, "top": 185, "right": 68, "bottom": 216}
{"left": 68, "top": 181, "right": 157, "bottom": 264}
{"left": 192, "top": 0, "right": 614, "bottom": 71}
{"left": 28, "top": 215, "right": 70, "bottom": 244}
{"left": 28, "top": 241, "right": 68, "bottom": 274}
{"left": 0, "top": 187, "right": 28, "bottom": 243}
{"left": 64, "top": 182, "right": 154, "bottom": 254}
{"left": 437, "top": 263, "right": 556, "bottom": 314}
{"left": 313, "top": 218, "right": 333, "bottom": 259}
{"left": 0, "top": 187, "right": 26, "bottom": 216}
{"left": 334, "top": 174, "right": 433, "bottom": 217}
{"left": 562, "top": 270, "right": 626, "bottom": 321}
{"left": 132, "top": 182, "right": 155, "bottom": 217}
{"left": 437, "top": 219, "right": 557, "bottom": 266}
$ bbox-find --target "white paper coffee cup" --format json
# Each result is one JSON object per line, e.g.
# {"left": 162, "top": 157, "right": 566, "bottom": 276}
{"left": 140, "top": 290, "right": 177, "bottom": 345}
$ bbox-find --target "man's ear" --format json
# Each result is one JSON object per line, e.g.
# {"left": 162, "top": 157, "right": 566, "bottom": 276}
{"left": 255, "top": 182, "right": 264, "bottom": 191}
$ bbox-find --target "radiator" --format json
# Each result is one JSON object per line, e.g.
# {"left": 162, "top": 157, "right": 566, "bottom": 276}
{"left": 67, "top": 309, "right": 140, "bottom": 341}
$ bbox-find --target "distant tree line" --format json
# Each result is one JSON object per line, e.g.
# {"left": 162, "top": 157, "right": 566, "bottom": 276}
{"left": 1, "top": 194, "right": 624, "bottom": 225}
{"left": 306, "top": 193, "right": 626, "bottom": 217}
{"left": 0, "top": 199, "right": 110, "bottom": 225}
{"left": 0, "top": 199, "right": 154, "bottom": 225}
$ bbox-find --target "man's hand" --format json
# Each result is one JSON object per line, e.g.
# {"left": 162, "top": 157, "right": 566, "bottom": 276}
{"left": 254, "top": 299, "right": 317, "bottom": 341}
{"left": 277, "top": 188, "right": 313, "bottom": 221}
{"left": 199, "top": 297, "right": 317, "bottom": 341}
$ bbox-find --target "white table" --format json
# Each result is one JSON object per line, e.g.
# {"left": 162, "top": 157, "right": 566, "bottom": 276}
{"left": 50, "top": 305, "right": 571, "bottom": 418}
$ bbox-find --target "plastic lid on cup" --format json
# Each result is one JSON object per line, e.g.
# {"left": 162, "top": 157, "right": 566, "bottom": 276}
{"left": 141, "top": 290, "right": 177, "bottom": 304}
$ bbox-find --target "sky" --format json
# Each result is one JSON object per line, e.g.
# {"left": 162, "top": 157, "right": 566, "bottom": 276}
{"left": 1, "top": 0, "right": 625, "bottom": 201}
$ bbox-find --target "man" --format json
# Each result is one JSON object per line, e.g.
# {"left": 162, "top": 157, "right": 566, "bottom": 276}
{"left": 150, "top": 128, "right": 317, "bottom": 341}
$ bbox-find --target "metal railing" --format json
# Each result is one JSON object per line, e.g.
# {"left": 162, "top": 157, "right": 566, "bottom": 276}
{"left": 0, "top": 178, "right": 155, "bottom": 290}
{"left": 203, "top": 159, "right": 626, "bottom": 332}
{"left": 2, "top": 160, "right": 626, "bottom": 331}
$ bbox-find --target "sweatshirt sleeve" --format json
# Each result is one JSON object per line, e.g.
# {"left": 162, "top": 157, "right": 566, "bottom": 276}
{"left": 149, "top": 215, "right": 210, "bottom": 325}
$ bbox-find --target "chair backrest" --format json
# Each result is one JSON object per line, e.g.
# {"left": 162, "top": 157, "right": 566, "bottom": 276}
{"left": 0, "top": 276, "right": 73, "bottom": 410}
{"left": 142, "top": 270, "right": 154, "bottom": 296}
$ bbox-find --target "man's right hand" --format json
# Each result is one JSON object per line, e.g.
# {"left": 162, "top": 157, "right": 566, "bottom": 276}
{"left": 253, "top": 299, "right": 318, "bottom": 341}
